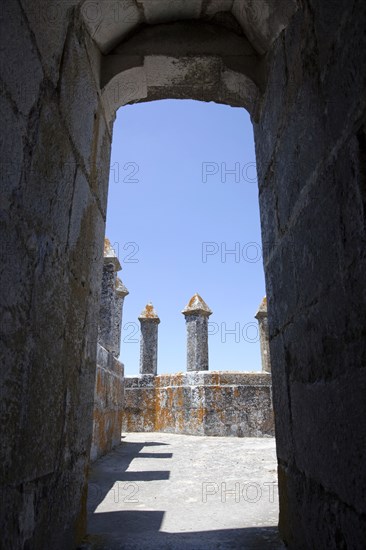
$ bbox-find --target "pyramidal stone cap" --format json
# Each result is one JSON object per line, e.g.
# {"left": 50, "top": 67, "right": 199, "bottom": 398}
{"left": 182, "top": 293, "right": 213, "bottom": 317}
{"left": 139, "top": 303, "right": 160, "bottom": 323}
{"left": 104, "top": 237, "right": 122, "bottom": 271}
{"left": 115, "top": 277, "right": 129, "bottom": 297}
{"left": 255, "top": 296, "right": 267, "bottom": 319}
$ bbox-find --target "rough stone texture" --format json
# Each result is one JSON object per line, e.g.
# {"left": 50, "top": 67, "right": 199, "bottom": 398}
{"left": 182, "top": 294, "right": 212, "bottom": 372}
{"left": 98, "top": 263, "right": 118, "bottom": 352}
{"left": 114, "top": 277, "right": 129, "bottom": 358}
{"left": 254, "top": 1, "right": 366, "bottom": 547}
{"left": 184, "top": 316, "right": 210, "bottom": 371}
{"left": 83, "top": 0, "right": 297, "bottom": 56}
{"left": 101, "top": 20, "right": 264, "bottom": 123}
{"left": 123, "top": 372, "right": 274, "bottom": 437}
{"left": 255, "top": 296, "right": 271, "bottom": 373}
{"left": 98, "top": 239, "right": 128, "bottom": 357}
{"left": 91, "top": 240, "right": 127, "bottom": 462}
{"left": 1, "top": 3, "right": 110, "bottom": 548}
{"left": 90, "top": 345, "right": 124, "bottom": 462}
{"left": 95, "top": 0, "right": 297, "bottom": 121}
{"left": 138, "top": 303, "right": 160, "bottom": 375}
{"left": 232, "top": 0, "right": 298, "bottom": 55}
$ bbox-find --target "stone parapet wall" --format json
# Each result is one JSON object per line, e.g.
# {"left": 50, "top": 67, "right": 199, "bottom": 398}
{"left": 90, "top": 240, "right": 128, "bottom": 462}
{"left": 123, "top": 372, "right": 274, "bottom": 437}
{"left": 90, "top": 344, "right": 125, "bottom": 461}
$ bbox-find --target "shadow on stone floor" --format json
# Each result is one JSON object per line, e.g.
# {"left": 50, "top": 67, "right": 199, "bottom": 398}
{"left": 87, "top": 440, "right": 172, "bottom": 515}
{"left": 82, "top": 437, "right": 283, "bottom": 550}
{"left": 80, "top": 512, "right": 283, "bottom": 550}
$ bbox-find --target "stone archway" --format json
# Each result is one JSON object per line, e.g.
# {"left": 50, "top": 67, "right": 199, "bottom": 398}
{"left": 1, "top": 1, "right": 365, "bottom": 548}
{"left": 81, "top": 0, "right": 298, "bottom": 119}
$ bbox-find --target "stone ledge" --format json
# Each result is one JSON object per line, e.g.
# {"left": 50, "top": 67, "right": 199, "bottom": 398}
{"left": 125, "top": 371, "right": 271, "bottom": 388}
{"left": 123, "top": 370, "right": 274, "bottom": 437}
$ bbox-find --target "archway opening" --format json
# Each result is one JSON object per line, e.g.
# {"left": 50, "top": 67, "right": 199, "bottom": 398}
{"left": 88, "top": 97, "right": 279, "bottom": 546}
{"left": 107, "top": 99, "right": 265, "bottom": 376}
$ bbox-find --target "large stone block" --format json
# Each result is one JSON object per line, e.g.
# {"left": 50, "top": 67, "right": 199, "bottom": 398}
{"left": 22, "top": 100, "right": 77, "bottom": 245}
{"left": 264, "top": 235, "right": 298, "bottom": 336}
{"left": 20, "top": 0, "right": 74, "bottom": 84}
{"left": 60, "top": 31, "right": 100, "bottom": 176}
{"left": 140, "top": 0, "right": 202, "bottom": 24}
{"left": 256, "top": 2, "right": 366, "bottom": 546}
{"left": 91, "top": 345, "right": 125, "bottom": 461}
{"left": 82, "top": 0, "right": 142, "bottom": 54}
{"left": 0, "top": 0, "right": 43, "bottom": 116}
{"left": 0, "top": 94, "right": 26, "bottom": 203}
{"left": 278, "top": 462, "right": 366, "bottom": 549}
{"left": 290, "top": 373, "right": 366, "bottom": 515}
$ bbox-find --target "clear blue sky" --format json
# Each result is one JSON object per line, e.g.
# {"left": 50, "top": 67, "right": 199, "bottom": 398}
{"left": 105, "top": 99, "right": 266, "bottom": 375}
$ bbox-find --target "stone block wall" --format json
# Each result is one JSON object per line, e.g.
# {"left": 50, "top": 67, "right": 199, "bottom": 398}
{"left": 90, "top": 240, "right": 128, "bottom": 462}
{"left": 90, "top": 345, "right": 124, "bottom": 462}
{"left": 254, "top": 2, "right": 366, "bottom": 547}
{"left": 123, "top": 372, "right": 274, "bottom": 437}
{"left": 0, "top": 4, "right": 111, "bottom": 548}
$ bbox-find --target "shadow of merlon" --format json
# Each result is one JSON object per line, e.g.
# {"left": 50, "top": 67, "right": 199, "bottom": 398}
{"left": 84, "top": 510, "right": 283, "bottom": 549}
{"left": 135, "top": 452, "right": 173, "bottom": 459}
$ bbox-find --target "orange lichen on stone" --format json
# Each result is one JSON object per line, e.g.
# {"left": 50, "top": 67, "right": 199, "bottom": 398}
{"left": 139, "top": 302, "right": 160, "bottom": 320}
{"left": 182, "top": 293, "right": 213, "bottom": 316}
{"left": 103, "top": 237, "right": 122, "bottom": 270}
{"left": 96, "top": 370, "right": 103, "bottom": 395}
{"left": 177, "top": 386, "right": 184, "bottom": 409}
{"left": 123, "top": 371, "right": 274, "bottom": 437}
{"left": 197, "top": 406, "right": 205, "bottom": 424}
{"left": 188, "top": 294, "right": 201, "bottom": 307}
{"left": 170, "top": 374, "right": 180, "bottom": 387}
{"left": 94, "top": 410, "right": 107, "bottom": 452}
{"left": 104, "top": 237, "right": 111, "bottom": 255}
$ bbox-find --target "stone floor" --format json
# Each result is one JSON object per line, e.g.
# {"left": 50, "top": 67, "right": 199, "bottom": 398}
{"left": 82, "top": 433, "right": 283, "bottom": 549}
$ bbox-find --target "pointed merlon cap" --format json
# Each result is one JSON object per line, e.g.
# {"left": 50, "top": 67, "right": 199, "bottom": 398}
{"left": 116, "top": 277, "right": 129, "bottom": 298}
{"left": 182, "top": 293, "right": 213, "bottom": 317}
{"left": 138, "top": 302, "right": 160, "bottom": 323}
{"left": 255, "top": 296, "right": 267, "bottom": 319}
{"left": 104, "top": 238, "right": 122, "bottom": 272}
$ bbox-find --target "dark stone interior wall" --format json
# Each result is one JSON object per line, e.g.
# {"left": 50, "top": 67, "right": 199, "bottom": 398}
{"left": 254, "top": 1, "right": 366, "bottom": 547}
{"left": 0, "top": 3, "right": 112, "bottom": 548}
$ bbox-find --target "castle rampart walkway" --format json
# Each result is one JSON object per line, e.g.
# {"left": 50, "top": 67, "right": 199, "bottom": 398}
{"left": 82, "top": 433, "right": 282, "bottom": 549}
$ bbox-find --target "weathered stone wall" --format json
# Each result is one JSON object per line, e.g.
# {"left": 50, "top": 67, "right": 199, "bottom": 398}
{"left": 123, "top": 372, "right": 274, "bottom": 437}
{"left": 138, "top": 303, "right": 160, "bottom": 375}
{"left": 255, "top": 297, "right": 271, "bottom": 374}
{"left": 90, "top": 345, "right": 124, "bottom": 462}
{"left": 90, "top": 241, "right": 127, "bottom": 462}
{"left": 1, "top": 3, "right": 112, "bottom": 548}
{"left": 254, "top": 1, "right": 366, "bottom": 547}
